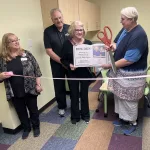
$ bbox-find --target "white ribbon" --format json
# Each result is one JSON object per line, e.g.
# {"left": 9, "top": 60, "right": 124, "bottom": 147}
{"left": 12, "top": 74, "right": 149, "bottom": 81}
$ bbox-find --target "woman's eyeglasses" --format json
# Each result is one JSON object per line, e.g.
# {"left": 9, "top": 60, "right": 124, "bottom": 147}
{"left": 8, "top": 39, "right": 20, "bottom": 44}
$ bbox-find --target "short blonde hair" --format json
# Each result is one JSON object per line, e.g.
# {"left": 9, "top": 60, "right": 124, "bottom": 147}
{"left": 0, "top": 33, "right": 23, "bottom": 61}
{"left": 121, "top": 7, "right": 138, "bottom": 22}
{"left": 68, "top": 21, "right": 86, "bottom": 38}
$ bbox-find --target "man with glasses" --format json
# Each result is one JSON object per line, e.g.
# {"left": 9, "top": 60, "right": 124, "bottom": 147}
{"left": 43, "top": 8, "right": 69, "bottom": 117}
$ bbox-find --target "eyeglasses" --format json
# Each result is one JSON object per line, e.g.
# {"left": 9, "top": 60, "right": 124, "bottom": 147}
{"left": 120, "top": 17, "right": 127, "bottom": 21}
{"left": 75, "top": 29, "right": 84, "bottom": 32}
{"left": 8, "top": 39, "right": 20, "bottom": 44}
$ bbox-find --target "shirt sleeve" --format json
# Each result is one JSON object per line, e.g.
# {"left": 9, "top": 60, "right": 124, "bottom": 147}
{"left": 0, "top": 59, "right": 4, "bottom": 82}
{"left": 44, "top": 29, "right": 52, "bottom": 49}
{"left": 27, "top": 51, "right": 42, "bottom": 77}
{"left": 87, "top": 40, "right": 92, "bottom": 45}
{"left": 124, "top": 49, "right": 142, "bottom": 62}
{"left": 0, "top": 58, "right": 2, "bottom": 73}
{"left": 125, "top": 33, "right": 148, "bottom": 62}
{"left": 60, "top": 41, "right": 71, "bottom": 69}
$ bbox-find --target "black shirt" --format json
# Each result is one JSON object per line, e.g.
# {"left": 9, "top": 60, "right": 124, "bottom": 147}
{"left": 44, "top": 24, "right": 69, "bottom": 59}
{"left": 61, "top": 39, "right": 93, "bottom": 78}
{"left": 7, "top": 56, "right": 25, "bottom": 97}
{"left": 61, "top": 39, "right": 92, "bottom": 69}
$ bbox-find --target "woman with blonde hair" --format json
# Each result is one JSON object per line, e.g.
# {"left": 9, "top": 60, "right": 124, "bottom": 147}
{"left": 0, "top": 33, "right": 42, "bottom": 139}
{"left": 61, "top": 21, "right": 93, "bottom": 124}
{"left": 102, "top": 7, "right": 148, "bottom": 135}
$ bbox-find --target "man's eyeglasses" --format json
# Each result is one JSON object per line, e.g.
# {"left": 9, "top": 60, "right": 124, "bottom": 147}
{"left": 75, "top": 29, "right": 84, "bottom": 32}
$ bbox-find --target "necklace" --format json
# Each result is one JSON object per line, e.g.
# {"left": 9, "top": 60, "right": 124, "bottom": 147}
{"left": 127, "top": 24, "right": 138, "bottom": 32}
{"left": 71, "top": 38, "right": 84, "bottom": 45}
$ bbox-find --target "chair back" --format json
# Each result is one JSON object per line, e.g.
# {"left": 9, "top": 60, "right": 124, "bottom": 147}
{"left": 101, "top": 69, "right": 109, "bottom": 82}
{"left": 101, "top": 69, "right": 108, "bottom": 78}
{"left": 146, "top": 66, "right": 150, "bottom": 85}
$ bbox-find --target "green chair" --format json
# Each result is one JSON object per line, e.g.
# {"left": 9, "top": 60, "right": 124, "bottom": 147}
{"left": 96, "top": 69, "right": 109, "bottom": 117}
{"left": 96, "top": 67, "right": 150, "bottom": 117}
{"left": 144, "top": 68, "right": 150, "bottom": 108}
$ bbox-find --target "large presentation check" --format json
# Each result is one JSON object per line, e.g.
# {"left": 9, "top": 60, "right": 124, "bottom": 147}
{"left": 73, "top": 43, "right": 116, "bottom": 73}
{"left": 73, "top": 43, "right": 110, "bottom": 67}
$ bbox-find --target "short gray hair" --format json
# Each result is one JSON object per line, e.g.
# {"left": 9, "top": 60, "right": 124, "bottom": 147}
{"left": 121, "top": 7, "right": 138, "bottom": 22}
{"left": 50, "top": 8, "right": 62, "bottom": 17}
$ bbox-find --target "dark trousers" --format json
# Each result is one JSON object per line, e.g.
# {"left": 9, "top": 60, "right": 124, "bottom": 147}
{"left": 68, "top": 79, "right": 90, "bottom": 120}
{"left": 51, "top": 61, "right": 67, "bottom": 109}
{"left": 12, "top": 94, "right": 39, "bottom": 131}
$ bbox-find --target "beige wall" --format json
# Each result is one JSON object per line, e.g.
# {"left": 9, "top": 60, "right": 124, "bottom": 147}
{"left": 0, "top": 0, "right": 55, "bottom": 129}
{"left": 0, "top": 83, "right": 20, "bottom": 129}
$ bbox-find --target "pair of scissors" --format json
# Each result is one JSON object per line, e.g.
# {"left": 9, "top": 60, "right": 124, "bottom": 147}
{"left": 97, "top": 26, "right": 116, "bottom": 74}
{"left": 97, "top": 26, "right": 112, "bottom": 47}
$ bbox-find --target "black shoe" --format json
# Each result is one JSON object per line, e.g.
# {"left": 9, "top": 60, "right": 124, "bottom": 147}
{"left": 84, "top": 118, "right": 90, "bottom": 124}
{"left": 22, "top": 130, "right": 31, "bottom": 139}
{"left": 71, "top": 119, "right": 80, "bottom": 124}
{"left": 81, "top": 118, "right": 90, "bottom": 124}
{"left": 123, "top": 125, "right": 137, "bottom": 136}
{"left": 33, "top": 128, "right": 40, "bottom": 137}
{"left": 71, "top": 120, "right": 77, "bottom": 124}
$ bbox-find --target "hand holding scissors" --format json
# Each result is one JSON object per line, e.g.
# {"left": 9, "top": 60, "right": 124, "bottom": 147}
{"left": 97, "top": 26, "right": 117, "bottom": 74}
{"left": 97, "top": 26, "right": 112, "bottom": 47}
